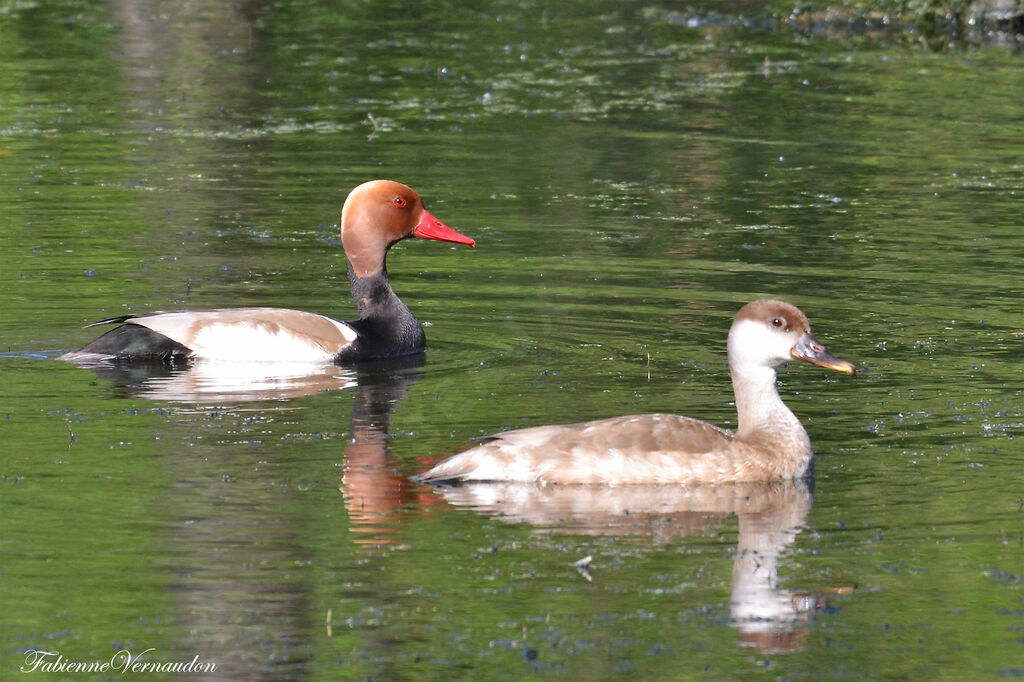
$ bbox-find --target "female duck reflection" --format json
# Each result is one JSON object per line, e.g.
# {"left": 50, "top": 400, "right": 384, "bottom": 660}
{"left": 433, "top": 479, "right": 853, "bottom": 654}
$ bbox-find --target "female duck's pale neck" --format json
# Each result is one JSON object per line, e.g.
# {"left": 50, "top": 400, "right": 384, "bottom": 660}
{"left": 727, "top": 300, "right": 853, "bottom": 461}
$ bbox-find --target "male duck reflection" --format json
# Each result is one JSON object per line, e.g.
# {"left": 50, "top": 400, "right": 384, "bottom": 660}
{"left": 61, "top": 180, "right": 475, "bottom": 364}
{"left": 418, "top": 300, "right": 854, "bottom": 485}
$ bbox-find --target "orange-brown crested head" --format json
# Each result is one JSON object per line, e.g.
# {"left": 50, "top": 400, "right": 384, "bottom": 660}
{"left": 728, "top": 299, "right": 855, "bottom": 375}
{"left": 340, "top": 180, "right": 475, "bottom": 278}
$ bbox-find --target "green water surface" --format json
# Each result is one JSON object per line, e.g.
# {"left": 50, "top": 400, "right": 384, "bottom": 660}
{"left": 1, "top": 1, "right": 1022, "bottom": 680}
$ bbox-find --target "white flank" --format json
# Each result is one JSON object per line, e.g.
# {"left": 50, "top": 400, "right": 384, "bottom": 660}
{"left": 327, "top": 317, "right": 359, "bottom": 343}
{"left": 190, "top": 321, "right": 340, "bottom": 362}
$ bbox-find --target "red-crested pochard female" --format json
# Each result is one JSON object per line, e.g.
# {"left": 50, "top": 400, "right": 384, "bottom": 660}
{"left": 61, "top": 180, "right": 475, "bottom": 364}
{"left": 418, "top": 300, "right": 854, "bottom": 485}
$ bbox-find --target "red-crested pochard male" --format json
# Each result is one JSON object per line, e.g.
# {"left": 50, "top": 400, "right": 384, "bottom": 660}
{"left": 61, "top": 180, "right": 475, "bottom": 364}
{"left": 417, "top": 300, "right": 854, "bottom": 485}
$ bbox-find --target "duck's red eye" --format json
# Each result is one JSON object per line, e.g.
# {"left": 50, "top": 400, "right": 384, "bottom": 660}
{"left": 393, "top": 196, "right": 407, "bottom": 207}
{"left": 771, "top": 317, "right": 784, "bottom": 328}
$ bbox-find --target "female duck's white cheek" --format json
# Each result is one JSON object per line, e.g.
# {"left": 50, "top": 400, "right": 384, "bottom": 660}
{"left": 728, "top": 320, "right": 793, "bottom": 366}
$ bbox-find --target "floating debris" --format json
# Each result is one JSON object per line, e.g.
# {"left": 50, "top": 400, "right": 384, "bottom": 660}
{"left": 574, "top": 554, "right": 593, "bottom": 581}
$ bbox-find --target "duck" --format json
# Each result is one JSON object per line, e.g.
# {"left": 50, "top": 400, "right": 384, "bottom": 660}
{"left": 61, "top": 180, "right": 475, "bottom": 365}
{"left": 417, "top": 300, "right": 854, "bottom": 485}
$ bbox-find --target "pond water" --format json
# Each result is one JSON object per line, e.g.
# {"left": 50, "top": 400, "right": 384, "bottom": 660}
{"left": 2, "top": 0, "right": 1023, "bottom": 679}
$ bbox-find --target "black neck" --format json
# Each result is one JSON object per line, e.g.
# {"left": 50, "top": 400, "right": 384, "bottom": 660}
{"left": 336, "top": 263, "right": 426, "bottom": 362}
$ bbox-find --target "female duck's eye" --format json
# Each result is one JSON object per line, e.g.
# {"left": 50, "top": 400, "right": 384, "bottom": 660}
{"left": 393, "top": 196, "right": 407, "bottom": 207}
{"left": 771, "top": 317, "right": 784, "bottom": 328}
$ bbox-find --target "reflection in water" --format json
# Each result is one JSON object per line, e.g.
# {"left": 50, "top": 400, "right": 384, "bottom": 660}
{"left": 68, "top": 351, "right": 428, "bottom": 544}
{"left": 431, "top": 478, "right": 851, "bottom": 653}
{"left": 141, "top": 357, "right": 422, "bottom": 679}
{"left": 339, "top": 357, "right": 425, "bottom": 546}
{"left": 63, "top": 352, "right": 424, "bottom": 677}
{"left": 71, "top": 352, "right": 427, "bottom": 544}
{"left": 67, "top": 359, "right": 358, "bottom": 402}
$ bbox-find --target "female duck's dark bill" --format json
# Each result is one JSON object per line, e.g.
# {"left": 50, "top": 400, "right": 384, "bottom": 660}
{"left": 414, "top": 209, "right": 476, "bottom": 247}
{"left": 791, "top": 332, "right": 855, "bottom": 374}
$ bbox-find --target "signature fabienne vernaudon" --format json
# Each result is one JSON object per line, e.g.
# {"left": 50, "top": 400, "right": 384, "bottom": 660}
{"left": 20, "top": 648, "right": 216, "bottom": 674}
